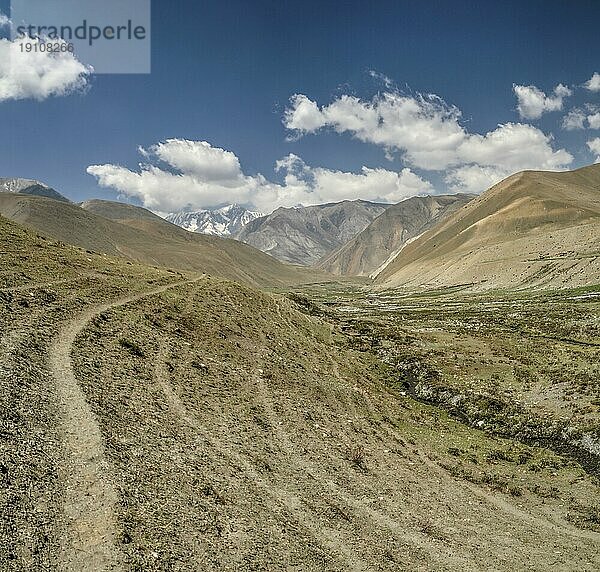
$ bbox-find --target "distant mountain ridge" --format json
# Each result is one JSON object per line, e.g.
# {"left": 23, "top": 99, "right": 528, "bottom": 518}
{"left": 165, "top": 204, "right": 263, "bottom": 236}
{"left": 375, "top": 164, "right": 600, "bottom": 291}
{"left": 235, "top": 200, "right": 389, "bottom": 265}
{"left": 317, "top": 194, "right": 475, "bottom": 277}
{"left": 0, "top": 194, "right": 325, "bottom": 287}
{"left": 0, "top": 177, "right": 70, "bottom": 202}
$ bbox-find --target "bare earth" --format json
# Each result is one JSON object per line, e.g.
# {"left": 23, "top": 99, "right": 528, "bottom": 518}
{"left": 1, "top": 215, "right": 600, "bottom": 571}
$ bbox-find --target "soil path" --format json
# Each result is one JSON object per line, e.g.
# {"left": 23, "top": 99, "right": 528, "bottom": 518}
{"left": 48, "top": 278, "right": 200, "bottom": 572}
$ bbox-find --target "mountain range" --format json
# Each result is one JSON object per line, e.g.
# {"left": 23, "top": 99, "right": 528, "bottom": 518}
{"left": 317, "top": 193, "right": 475, "bottom": 277}
{"left": 164, "top": 197, "right": 476, "bottom": 274}
{"left": 2, "top": 165, "right": 599, "bottom": 291}
{"left": 0, "top": 177, "right": 69, "bottom": 202}
{"left": 0, "top": 193, "right": 320, "bottom": 288}
{"left": 235, "top": 200, "right": 388, "bottom": 265}
{"left": 165, "top": 204, "right": 263, "bottom": 236}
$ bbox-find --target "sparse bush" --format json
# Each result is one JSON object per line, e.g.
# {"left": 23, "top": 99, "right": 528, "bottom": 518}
{"left": 118, "top": 337, "right": 145, "bottom": 357}
{"left": 567, "top": 504, "right": 600, "bottom": 529}
{"left": 508, "top": 484, "right": 523, "bottom": 497}
{"left": 349, "top": 445, "right": 366, "bottom": 470}
{"left": 486, "top": 449, "right": 514, "bottom": 463}
{"left": 286, "top": 293, "right": 323, "bottom": 316}
{"left": 418, "top": 518, "right": 446, "bottom": 540}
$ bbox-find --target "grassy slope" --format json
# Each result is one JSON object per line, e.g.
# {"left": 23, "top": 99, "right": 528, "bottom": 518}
{"left": 2, "top": 213, "right": 600, "bottom": 570}
{"left": 376, "top": 165, "right": 600, "bottom": 290}
{"left": 0, "top": 194, "right": 325, "bottom": 288}
{"left": 70, "top": 279, "right": 600, "bottom": 571}
{"left": 0, "top": 214, "right": 185, "bottom": 570}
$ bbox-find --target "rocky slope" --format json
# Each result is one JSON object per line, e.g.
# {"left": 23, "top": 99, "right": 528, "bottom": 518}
{"left": 376, "top": 164, "right": 600, "bottom": 291}
{"left": 2, "top": 213, "right": 599, "bottom": 571}
{"left": 318, "top": 194, "right": 474, "bottom": 277}
{"left": 235, "top": 200, "right": 388, "bottom": 265}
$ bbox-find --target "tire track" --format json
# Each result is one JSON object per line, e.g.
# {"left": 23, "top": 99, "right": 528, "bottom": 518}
{"left": 417, "top": 450, "right": 600, "bottom": 543}
{"left": 154, "top": 341, "right": 368, "bottom": 572}
{"left": 48, "top": 277, "right": 201, "bottom": 572}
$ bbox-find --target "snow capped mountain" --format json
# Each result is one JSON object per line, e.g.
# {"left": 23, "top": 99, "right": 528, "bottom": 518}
{"left": 0, "top": 177, "right": 70, "bottom": 202}
{"left": 165, "top": 204, "right": 264, "bottom": 237}
{"left": 0, "top": 178, "right": 42, "bottom": 193}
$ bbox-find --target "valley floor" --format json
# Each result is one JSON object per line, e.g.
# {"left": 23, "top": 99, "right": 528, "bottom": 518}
{"left": 1, "top": 218, "right": 600, "bottom": 570}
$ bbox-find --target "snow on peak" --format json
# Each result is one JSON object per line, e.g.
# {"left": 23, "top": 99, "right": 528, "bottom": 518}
{"left": 165, "top": 204, "right": 263, "bottom": 237}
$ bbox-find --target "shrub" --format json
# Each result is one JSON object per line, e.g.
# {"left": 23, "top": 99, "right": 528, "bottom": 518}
{"left": 118, "top": 337, "right": 145, "bottom": 357}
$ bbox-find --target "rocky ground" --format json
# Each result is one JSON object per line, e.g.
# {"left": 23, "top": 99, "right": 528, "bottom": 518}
{"left": 2, "top": 214, "right": 600, "bottom": 570}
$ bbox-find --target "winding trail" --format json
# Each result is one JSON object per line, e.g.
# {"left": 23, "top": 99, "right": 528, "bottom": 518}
{"left": 48, "top": 277, "right": 201, "bottom": 572}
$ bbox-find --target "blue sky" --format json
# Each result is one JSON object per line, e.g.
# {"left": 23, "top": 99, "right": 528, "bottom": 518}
{"left": 1, "top": 0, "right": 600, "bottom": 212}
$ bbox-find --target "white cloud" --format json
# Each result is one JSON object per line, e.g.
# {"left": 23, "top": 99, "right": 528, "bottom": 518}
{"left": 150, "top": 139, "right": 243, "bottom": 181}
{"left": 513, "top": 83, "right": 571, "bottom": 120}
{"left": 561, "top": 105, "right": 600, "bottom": 130}
{"left": 283, "top": 91, "right": 572, "bottom": 192}
{"left": 284, "top": 94, "right": 328, "bottom": 133}
{"left": 445, "top": 165, "right": 511, "bottom": 195}
{"left": 284, "top": 92, "right": 465, "bottom": 169}
{"left": 88, "top": 140, "right": 273, "bottom": 212}
{"left": 587, "top": 138, "right": 600, "bottom": 162}
{"left": 87, "top": 140, "right": 435, "bottom": 213}
{"left": 562, "top": 108, "right": 587, "bottom": 130}
{"left": 456, "top": 122, "right": 571, "bottom": 172}
{"left": 0, "top": 12, "right": 10, "bottom": 27}
{"left": 585, "top": 72, "right": 600, "bottom": 92}
{"left": 0, "top": 37, "right": 92, "bottom": 102}
{"left": 587, "top": 112, "right": 600, "bottom": 130}
{"left": 275, "top": 153, "right": 434, "bottom": 205}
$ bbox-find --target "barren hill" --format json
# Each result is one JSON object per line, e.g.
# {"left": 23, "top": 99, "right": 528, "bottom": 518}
{"left": 235, "top": 200, "right": 388, "bottom": 265}
{"left": 375, "top": 164, "right": 600, "bottom": 290}
{"left": 0, "top": 194, "right": 321, "bottom": 287}
{"left": 2, "top": 213, "right": 599, "bottom": 570}
{"left": 318, "top": 194, "right": 474, "bottom": 276}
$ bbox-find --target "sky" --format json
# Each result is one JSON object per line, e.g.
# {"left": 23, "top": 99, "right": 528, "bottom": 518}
{"left": 1, "top": 0, "right": 600, "bottom": 214}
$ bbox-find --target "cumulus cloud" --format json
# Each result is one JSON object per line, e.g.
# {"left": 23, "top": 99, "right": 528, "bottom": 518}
{"left": 562, "top": 108, "right": 587, "bottom": 130}
{"left": 585, "top": 72, "right": 600, "bottom": 92}
{"left": 150, "top": 139, "right": 243, "bottom": 181}
{"left": 275, "top": 153, "right": 433, "bottom": 205}
{"left": 88, "top": 140, "right": 277, "bottom": 213}
{"left": 0, "top": 36, "right": 92, "bottom": 102}
{"left": 284, "top": 92, "right": 465, "bottom": 169}
{"left": 0, "top": 12, "right": 10, "bottom": 27}
{"left": 513, "top": 83, "right": 571, "bottom": 120}
{"left": 587, "top": 112, "right": 600, "bottom": 130}
{"left": 587, "top": 138, "right": 600, "bottom": 162}
{"left": 87, "top": 139, "right": 435, "bottom": 213}
{"left": 283, "top": 90, "right": 572, "bottom": 192}
{"left": 561, "top": 105, "right": 600, "bottom": 130}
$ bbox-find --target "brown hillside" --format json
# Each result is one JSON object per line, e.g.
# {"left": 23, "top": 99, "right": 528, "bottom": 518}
{"left": 318, "top": 194, "right": 474, "bottom": 276}
{"left": 375, "top": 165, "right": 600, "bottom": 290}
{"left": 0, "top": 194, "right": 323, "bottom": 287}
